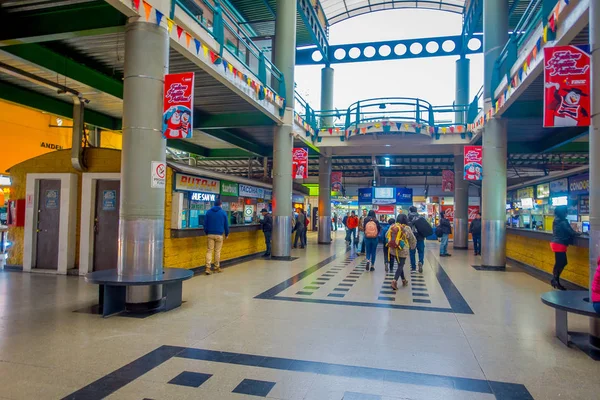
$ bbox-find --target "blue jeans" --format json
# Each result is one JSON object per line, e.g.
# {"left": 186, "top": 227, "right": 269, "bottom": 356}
{"left": 365, "top": 237, "right": 379, "bottom": 265}
{"left": 472, "top": 234, "right": 481, "bottom": 254}
{"left": 357, "top": 231, "right": 365, "bottom": 252}
{"left": 263, "top": 231, "right": 272, "bottom": 255}
{"left": 410, "top": 240, "right": 425, "bottom": 269}
{"left": 346, "top": 228, "right": 356, "bottom": 244}
{"left": 440, "top": 234, "right": 449, "bottom": 255}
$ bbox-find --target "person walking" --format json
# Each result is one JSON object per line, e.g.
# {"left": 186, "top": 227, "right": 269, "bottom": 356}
{"left": 407, "top": 206, "right": 426, "bottom": 273}
{"left": 363, "top": 210, "right": 381, "bottom": 271}
{"left": 343, "top": 212, "right": 350, "bottom": 244}
{"left": 204, "top": 200, "right": 229, "bottom": 275}
{"left": 357, "top": 209, "right": 367, "bottom": 255}
{"left": 550, "top": 205, "right": 579, "bottom": 290}
{"left": 388, "top": 214, "right": 416, "bottom": 289}
{"left": 293, "top": 208, "right": 306, "bottom": 249}
{"left": 438, "top": 211, "right": 452, "bottom": 257}
{"left": 259, "top": 208, "right": 273, "bottom": 257}
{"left": 333, "top": 212, "right": 338, "bottom": 231}
{"left": 382, "top": 218, "right": 394, "bottom": 272}
{"left": 469, "top": 212, "right": 482, "bottom": 256}
{"left": 302, "top": 210, "right": 309, "bottom": 247}
{"left": 346, "top": 211, "right": 359, "bottom": 247}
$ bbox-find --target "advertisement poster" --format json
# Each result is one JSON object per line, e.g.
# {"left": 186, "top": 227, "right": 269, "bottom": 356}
{"left": 568, "top": 173, "right": 589, "bottom": 195}
{"left": 441, "top": 205, "right": 454, "bottom": 222}
{"left": 544, "top": 45, "right": 590, "bottom": 127}
{"left": 464, "top": 146, "right": 483, "bottom": 181}
{"left": 468, "top": 206, "right": 480, "bottom": 223}
{"left": 396, "top": 188, "right": 413, "bottom": 204}
{"left": 331, "top": 172, "right": 343, "bottom": 192}
{"left": 550, "top": 178, "right": 569, "bottom": 196}
{"left": 292, "top": 148, "right": 309, "bottom": 179}
{"left": 358, "top": 188, "right": 373, "bottom": 204}
{"left": 239, "top": 184, "right": 264, "bottom": 199}
{"left": 442, "top": 170, "right": 455, "bottom": 192}
{"left": 162, "top": 72, "right": 195, "bottom": 139}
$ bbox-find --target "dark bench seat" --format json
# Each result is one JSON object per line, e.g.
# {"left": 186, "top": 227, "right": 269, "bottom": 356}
{"left": 541, "top": 290, "right": 600, "bottom": 346}
{"left": 86, "top": 268, "right": 194, "bottom": 317}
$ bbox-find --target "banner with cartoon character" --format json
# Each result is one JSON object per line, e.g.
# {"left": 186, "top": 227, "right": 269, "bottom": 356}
{"left": 442, "top": 170, "right": 454, "bottom": 192}
{"left": 544, "top": 45, "right": 590, "bottom": 128}
{"left": 331, "top": 171, "right": 343, "bottom": 192}
{"left": 163, "top": 72, "right": 195, "bottom": 139}
{"left": 464, "top": 146, "right": 482, "bottom": 181}
{"left": 292, "top": 148, "right": 308, "bottom": 179}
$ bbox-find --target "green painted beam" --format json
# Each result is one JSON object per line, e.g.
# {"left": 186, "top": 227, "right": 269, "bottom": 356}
{"left": 1, "top": 44, "right": 124, "bottom": 99}
{"left": 538, "top": 128, "right": 588, "bottom": 153}
{"left": 195, "top": 112, "right": 276, "bottom": 129}
{"left": 502, "top": 100, "right": 543, "bottom": 118}
{"left": 547, "top": 142, "right": 589, "bottom": 153}
{"left": 0, "top": 80, "right": 121, "bottom": 130}
{"left": 201, "top": 129, "right": 271, "bottom": 157}
{"left": 0, "top": 1, "right": 126, "bottom": 46}
{"left": 166, "top": 140, "right": 209, "bottom": 157}
{"left": 206, "top": 148, "right": 259, "bottom": 158}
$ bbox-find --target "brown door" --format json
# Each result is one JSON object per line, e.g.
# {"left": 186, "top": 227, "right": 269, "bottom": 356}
{"left": 93, "top": 180, "right": 120, "bottom": 271}
{"left": 35, "top": 180, "right": 61, "bottom": 270}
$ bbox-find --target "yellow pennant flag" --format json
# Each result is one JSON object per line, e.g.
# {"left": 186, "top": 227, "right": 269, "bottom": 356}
{"left": 202, "top": 45, "right": 208, "bottom": 57}
{"left": 166, "top": 18, "right": 174, "bottom": 33}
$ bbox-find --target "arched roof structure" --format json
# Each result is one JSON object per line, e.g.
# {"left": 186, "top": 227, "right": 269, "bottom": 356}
{"left": 321, "top": 0, "right": 467, "bottom": 25}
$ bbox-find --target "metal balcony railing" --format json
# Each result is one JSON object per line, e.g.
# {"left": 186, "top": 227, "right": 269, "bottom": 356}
{"left": 173, "top": 0, "right": 285, "bottom": 100}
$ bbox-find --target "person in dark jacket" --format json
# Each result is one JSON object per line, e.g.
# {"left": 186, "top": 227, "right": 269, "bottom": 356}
{"left": 550, "top": 205, "right": 580, "bottom": 290}
{"left": 408, "top": 206, "right": 426, "bottom": 272}
{"left": 293, "top": 209, "right": 306, "bottom": 249}
{"left": 259, "top": 208, "right": 273, "bottom": 257}
{"left": 439, "top": 211, "right": 452, "bottom": 257}
{"left": 204, "top": 200, "right": 230, "bottom": 274}
{"left": 469, "top": 212, "right": 482, "bottom": 256}
{"left": 363, "top": 210, "right": 381, "bottom": 271}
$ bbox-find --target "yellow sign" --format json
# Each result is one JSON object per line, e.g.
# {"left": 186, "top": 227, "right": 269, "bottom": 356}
{"left": 174, "top": 173, "right": 220, "bottom": 194}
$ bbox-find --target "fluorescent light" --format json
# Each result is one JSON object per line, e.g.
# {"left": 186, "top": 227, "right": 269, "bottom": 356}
{"left": 384, "top": 158, "right": 390, "bottom": 168}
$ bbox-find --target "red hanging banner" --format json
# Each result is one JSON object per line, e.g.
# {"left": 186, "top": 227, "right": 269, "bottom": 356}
{"left": 292, "top": 148, "right": 309, "bottom": 179}
{"left": 543, "top": 45, "right": 591, "bottom": 127}
{"left": 331, "top": 171, "right": 343, "bottom": 192}
{"left": 162, "top": 72, "right": 194, "bottom": 139}
{"left": 442, "top": 170, "right": 454, "bottom": 192}
{"left": 464, "top": 146, "right": 483, "bottom": 181}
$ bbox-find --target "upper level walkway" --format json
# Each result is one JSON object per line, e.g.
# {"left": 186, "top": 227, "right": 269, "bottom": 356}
{"left": 0, "top": 233, "right": 598, "bottom": 399}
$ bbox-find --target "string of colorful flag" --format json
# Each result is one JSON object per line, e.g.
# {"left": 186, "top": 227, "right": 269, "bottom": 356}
{"left": 294, "top": 112, "right": 316, "bottom": 138}
{"left": 130, "top": 0, "right": 285, "bottom": 110}
{"left": 340, "top": 120, "right": 470, "bottom": 140}
{"left": 467, "top": 0, "right": 568, "bottom": 133}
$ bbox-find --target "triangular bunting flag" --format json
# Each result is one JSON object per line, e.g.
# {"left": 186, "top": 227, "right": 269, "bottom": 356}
{"left": 396, "top": 122, "right": 402, "bottom": 130}
{"left": 202, "top": 45, "right": 209, "bottom": 57}
{"left": 142, "top": 1, "right": 152, "bottom": 21}
{"left": 176, "top": 26, "right": 184, "bottom": 39}
{"left": 185, "top": 32, "right": 191, "bottom": 48}
{"left": 361, "top": 128, "right": 367, "bottom": 134}
{"left": 194, "top": 38, "right": 201, "bottom": 54}
{"left": 166, "top": 18, "right": 174, "bottom": 33}
{"left": 155, "top": 9, "right": 164, "bottom": 26}
{"left": 132, "top": 0, "right": 141, "bottom": 10}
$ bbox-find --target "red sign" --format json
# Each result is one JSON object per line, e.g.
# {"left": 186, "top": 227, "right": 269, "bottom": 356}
{"left": 441, "top": 205, "right": 454, "bottom": 222}
{"left": 292, "top": 148, "right": 308, "bottom": 179}
{"left": 331, "top": 171, "right": 343, "bottom": 192}
{"left": 375, "top": 205, "right": 395, "bottom": 214}
{"left": 442, "top": 170, "right": 454, "bottom": 192}
{"left": 163, "top": 72, "right": 195, "bottom": 139}
{"left": 464, "top": 146, "right": 482, "bottom": 181}
{"left": 544, "top": 45, "right": 590, "bottom": 127}
{"left": 468, "top": 206, "right": 480, "bottom": 222}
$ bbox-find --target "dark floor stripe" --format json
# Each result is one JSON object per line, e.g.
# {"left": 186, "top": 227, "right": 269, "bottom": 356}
{"left": 412, "top": 287, "right": 427, "bottom": 291}
{"left": 413, "top": 299, "right": 432, "bottom": 304}
{"left": 303, "top": 286, "right": 320, "bottom": 290}
{"left": 311, "top": 282, "right": 326, "bottom": 285}
{"left": 316, "top": 278, "right": 330, "bottom": 281}
{"left": 427, "top": 252, "right": 473, "bottom": 314}
{"left": 412, "top": 293, "right": 430, "bottom": 297}
{"left": 412, "top": 283, "right": 426, "bottom": 287}
{"left": 296, "top": 291, "right": 313, "bottom": 295}
{"left": 338, "top": 283, "right": 353, "bottom": 287}
{"left": 343, "top": 279, "right": 357, "bottom": 282}
{"left": 378, "top": 297, "right": 395, "bottom": 301}
{"left": 333, "top": 288, "right": 350, "bottom": 292}
{"left": 380, "top": 290, "right": 395, "bottom": 295}
{"left": 328, "top": 293, "right": 345, "bottom": 298}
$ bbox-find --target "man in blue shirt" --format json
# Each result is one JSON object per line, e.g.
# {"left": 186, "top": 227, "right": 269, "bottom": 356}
{"left": 204, "top": 200, "right": 229, "bottom": 275}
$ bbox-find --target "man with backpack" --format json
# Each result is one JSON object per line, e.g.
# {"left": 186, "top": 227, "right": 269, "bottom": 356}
{"left": 387, "top": 214, "right": 417, "bottom": 289}
{"left": 363, "top": 210, "right": 381, "bottom": 271}
{"left": 437, "top": 211, "right": 452, "bottom": 257}
{"left": 408, "top": 206, "right": 431, "bottom": 273}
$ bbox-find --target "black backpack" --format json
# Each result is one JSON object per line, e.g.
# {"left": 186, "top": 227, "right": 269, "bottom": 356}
{"left": 435, "top": 225, "right": 444, "bottom": 238}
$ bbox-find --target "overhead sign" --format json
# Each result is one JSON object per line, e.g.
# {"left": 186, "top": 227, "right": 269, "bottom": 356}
{"left": 568, "top": 173, "right": 589, "bottom": 195}
{"left": 175, "top": 173, "right": 220, "bottom": 193}
{"left": 358, "top": 188, "right": 373, "bottom": 204}
{"left": 220, "top": 180, "right": 238, "bottom": 197}
{"left": 264, "top": 190, "right": 272, "bottom": 200}
{"left": 239, "top": 184, "right": 264, "bottom": 199}
{"left": 162, "top": 72, "right": 194, "bottom": 139}
{"left": 442, "top": 170, "right": 454, "bottom": 192}
{"left": 464, "top": 146, "right": 482, "bottom": 181}
{"left": 374, "top": 187, "right": 394, "bottom": 199}
{"left": 544, "top": 45, "right": 590, "bottom": 128}
{"left": 190, "top": 192, "right": 218, "bottom": 202}
{"left": 331, "top": 172, "right": 343, "bottom": 192}
{"left": 550, "top": 178, "right": 568, "bottom": 195}
{"left": 396, "top": 188, "right": 413, "bottom": 204}
{"left": 292, "top": 148, "right": 309, "bottom": 179}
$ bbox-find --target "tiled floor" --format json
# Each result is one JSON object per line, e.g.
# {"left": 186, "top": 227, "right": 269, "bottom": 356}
{"left": 1, "top": 231, "right": 599, "bottom": 399}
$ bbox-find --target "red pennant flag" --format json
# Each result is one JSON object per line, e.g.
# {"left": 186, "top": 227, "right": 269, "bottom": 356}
{"left": 176, "top": 26, "right": 184, "bottom": 39}
{"left": 328, "top": 128, "right": 333, "bottom": 135}
{"left": 132, "top": 0, "right": 141, "bottom": 10}
{"left": 449, "top": 126, "right": 455, "bottom": 133}
{"left": 142, "top": 1, "right": 152, "bottom": 21}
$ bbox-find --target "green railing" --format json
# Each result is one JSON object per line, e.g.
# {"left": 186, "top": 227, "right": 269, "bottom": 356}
{"left": 173, "top": 0, "right": 285, "bottom": 101}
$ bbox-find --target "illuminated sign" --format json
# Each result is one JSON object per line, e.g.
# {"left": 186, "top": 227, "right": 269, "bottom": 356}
{"left": 536, "top": 183, "right": 550, "bottom": 199}
{"left": 190, "top": 192, "right": 217, "bottom": 202}
{"left": 521, "top": 198, "right": 534, "bottom": 209}
{"left": 175, "top": 173, "right": 220, "bottom": 193}
{"left": 552, "top": 196, "right": 568, "bottom": 206}
{"left": 374, "top": 187, "right": 394, "bottom": 199}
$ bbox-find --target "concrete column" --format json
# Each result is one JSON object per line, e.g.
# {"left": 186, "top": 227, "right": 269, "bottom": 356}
{"left": 481, "top": 0, "right": 509, "bottom": 268}
{"left": 455, "top": 56, "right": 470, "bottom": 124}
{"left": 318, "top": 156, "right": 332, "bottom": 244}
{"left": 118, "top": 20, "right": 168, "bottom": 307}
{"left": 320, "top": 66, "right": 334, "bottom": 127}
{"left": 453, "top": 148, "right": 469, "bottom": 249}
{"left": 588, "top": 0, "right": 600, "bottom": 347}
{"left": 271, "top": 0, "right": 296, "bottom": 258}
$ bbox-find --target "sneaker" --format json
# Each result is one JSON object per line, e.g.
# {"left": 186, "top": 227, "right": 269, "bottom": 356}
{"left": 402, "top": 279, "right": 408, "bottom": 286}
{"left": 418, "top": 263, "right": 423, "bottom": 273}
{"left": 215, "top": 267, "right": 222, "bottom": 273}
{"left": 370, "top": 267, "right": 375, "bottom": 272}
{"left": 385, "top": 263, "right": 389, "bottom": 272}
{"left": 411, "top": 267, "right": 416, "bottom": 272}
{"left": 205, "top": 268, "right": 212, "bottom": 275}
{"left": 391, "top": 280, "right": 398, "bottom": 290}
{"left": 365, "top": 261, "right": 370, "bottom": 271}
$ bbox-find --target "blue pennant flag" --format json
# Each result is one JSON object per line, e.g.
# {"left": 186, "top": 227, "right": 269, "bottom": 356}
{"left": 155, "top": 9, "right": 164, "bottom": 26}
{"left": 194, "top": 38, "right": 201, "bottom": 54}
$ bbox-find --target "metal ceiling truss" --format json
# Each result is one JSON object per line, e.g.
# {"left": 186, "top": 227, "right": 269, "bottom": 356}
{"left": 295, "top": 34, "right": 483, "bottom": 65}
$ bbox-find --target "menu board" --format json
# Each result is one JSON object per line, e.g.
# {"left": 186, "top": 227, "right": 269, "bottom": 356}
{"left": 536, "top": 183, "right": 550, "bottom": 199}
{"left": 517, "top": 187, "right": 534, "bottom": 200}
{"left": 579, "top": 196, "right": 590, "bottom": 215}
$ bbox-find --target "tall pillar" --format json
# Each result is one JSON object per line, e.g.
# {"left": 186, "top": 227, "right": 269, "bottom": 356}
{"left": 455, "top": 56, "right": 470, "bottom": 124}
{"left": 118, "top": 20, "right": 169, "bottom": 306}
{"left": 588, "top": 0, "right": 600, "bottom": 347}
{"left": 318, "top": 156, "right": 332, "bottom": 244}
{"left": 453, "top": 148, "right": 469, "bottom": 249}
{"left": 481, "top": 0, "right": 509, "bottom": 267}
{"left": 271, "top": 0, "right": 297, "bottom": 258}
{"left": 320, "top": 66, "right": 334, "bottom": 127}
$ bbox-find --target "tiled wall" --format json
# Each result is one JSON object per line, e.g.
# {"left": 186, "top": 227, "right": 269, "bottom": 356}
{"left": 506, "top": 233, "right": 589, "bottom": 288}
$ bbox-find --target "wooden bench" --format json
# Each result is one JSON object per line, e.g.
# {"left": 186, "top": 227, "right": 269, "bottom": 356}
{"left": 85, "top": 268, "right": 193, "bottom": 317}
{"left": 541, "top": 290, "right": 600, "bottom": 346}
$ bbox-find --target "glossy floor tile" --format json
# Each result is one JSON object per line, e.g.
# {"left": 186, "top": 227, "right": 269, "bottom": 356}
{"left": 1, "top": 231, "right": 599, "bottom": 399}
